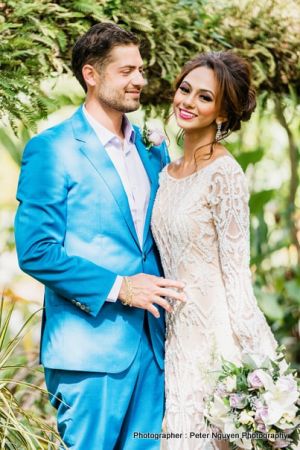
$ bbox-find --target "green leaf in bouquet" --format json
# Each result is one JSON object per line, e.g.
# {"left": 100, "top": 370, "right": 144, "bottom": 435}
{"left": 223, "top": 397, "right": 230, "bottom": 407}
{"left": 221, "top": 359, "right": 239, "bottom": 374}
{"left": 236, "top": 373, "right": 249, "bottom": 391}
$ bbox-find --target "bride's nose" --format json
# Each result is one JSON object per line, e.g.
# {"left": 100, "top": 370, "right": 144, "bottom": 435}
{"left": 182, "top": 94, "right": 195, "bottom": 109}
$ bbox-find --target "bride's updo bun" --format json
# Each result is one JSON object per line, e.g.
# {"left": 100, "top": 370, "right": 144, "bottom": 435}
{"left": 175, "top": 51, "right": 257, "bottom": 137}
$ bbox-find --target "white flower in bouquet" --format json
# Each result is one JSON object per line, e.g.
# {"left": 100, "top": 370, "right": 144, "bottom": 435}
{"left": 239, "top": 410, "right": 255, "bottom": 425}
{"left": 263, "top": 374, "right": 299, "bottom": 425}
{"left": 204, "top": 394, "right": 230, "bottom": 428}
{"left": 278, "top": 358, "right": 289, "bottom": 375}
{"left": 275, "top": 408, "right": 300, "bottom": 433}
{"left": 223, "top": 417, "right": 240, "bottom": 435}
{"left": 224, "top": 375, "right": 237, "bottom": 392}
{"left": 235, "top": 437, "right": 253, "bottom": 449}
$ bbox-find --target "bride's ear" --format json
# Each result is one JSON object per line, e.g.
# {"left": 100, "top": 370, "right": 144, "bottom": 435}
{"left": 216, "top": 114, "right": 227, "bottom": 126}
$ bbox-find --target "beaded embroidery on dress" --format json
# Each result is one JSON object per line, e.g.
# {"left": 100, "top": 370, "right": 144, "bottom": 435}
{"left": 151, "top": 155, "right": 277, "bottom": 450}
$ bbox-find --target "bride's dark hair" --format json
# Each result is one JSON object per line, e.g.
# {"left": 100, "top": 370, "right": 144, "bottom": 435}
{"left": 175, "top": 51, "right": 256, "bottom": 159}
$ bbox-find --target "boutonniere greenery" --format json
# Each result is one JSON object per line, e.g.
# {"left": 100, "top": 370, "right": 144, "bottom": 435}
{"left": 142, "top": 123, "right": 166, "bottom": 152}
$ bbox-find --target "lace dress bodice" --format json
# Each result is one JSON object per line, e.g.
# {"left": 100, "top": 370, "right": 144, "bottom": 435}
{"left": 151, "top": 155, "right": 277, "bottom": 450}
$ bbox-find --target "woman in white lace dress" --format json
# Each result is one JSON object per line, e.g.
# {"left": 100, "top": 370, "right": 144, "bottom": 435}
{"left": 151, "top": 52, "right": 277, "bottom": 450}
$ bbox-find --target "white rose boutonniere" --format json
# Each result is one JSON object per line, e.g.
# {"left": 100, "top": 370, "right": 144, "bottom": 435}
{"left": 142, "top": 123, "right": 166, "bottom": 152}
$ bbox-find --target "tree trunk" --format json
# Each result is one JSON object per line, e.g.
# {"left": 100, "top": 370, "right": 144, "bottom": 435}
{"left": 274, "top": 96, "right": 300, "bottom": 264}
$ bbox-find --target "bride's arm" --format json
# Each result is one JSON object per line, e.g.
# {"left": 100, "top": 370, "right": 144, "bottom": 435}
{"left": 207, "top": 158, "right": 277, "bottom": 355}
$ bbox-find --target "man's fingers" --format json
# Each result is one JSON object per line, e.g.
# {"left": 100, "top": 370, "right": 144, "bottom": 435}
{"left": 156, "top": 277, "right": 185, "bottom": 290}
{"left": 147, "top": 303, "right": 160, "bottom": 318}
{"left": 155, "top": 288, "right": 186, "bottom": 302}
{"left": 151, "top": 296, "right": 173, "bottom": 313}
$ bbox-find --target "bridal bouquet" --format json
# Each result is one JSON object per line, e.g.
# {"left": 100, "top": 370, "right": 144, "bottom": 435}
{"left": 204, "top": 348, "right": 300, "bottom": 449}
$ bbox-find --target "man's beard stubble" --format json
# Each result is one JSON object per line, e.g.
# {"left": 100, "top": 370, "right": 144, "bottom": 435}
{"left": 97, "top": 87, "right": 141, "bottom": 113}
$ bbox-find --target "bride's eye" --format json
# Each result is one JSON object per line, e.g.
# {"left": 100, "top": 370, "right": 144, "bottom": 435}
{"left": 179, "top": 85, "right": 189, "bottom": 93}
{"left": 200, "top": 95, "right": 212, "bottom": 102}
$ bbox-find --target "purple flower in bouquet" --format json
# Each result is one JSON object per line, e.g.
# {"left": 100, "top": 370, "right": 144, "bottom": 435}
{"left": 256, "top": 422, "right": 267, "bottom": 433}
{"left": 215, "top": 383, "right": 227, "bottom": 397}
{"left": 252, "top": 398, "right": 263, "bottom": 409}
{"left": 229, "top": 393, "right": 248, "bottom": 409}
{"left": 247, "top": 369, "right": 265, "bottom": 388}
{"left": 255, "top": 406, "right": 269, "bottom": 424}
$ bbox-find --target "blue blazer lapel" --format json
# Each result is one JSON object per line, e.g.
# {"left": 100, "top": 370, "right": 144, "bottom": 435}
{"left": 134, "top": 129, "right": 158, "bottom": 249}
{"left": 72, "top": 107, "right": 140, "bottom": 249}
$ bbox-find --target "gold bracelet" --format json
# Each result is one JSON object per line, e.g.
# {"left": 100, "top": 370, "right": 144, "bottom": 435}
{"left": 121, "top": 277, "right": 133, "bottom": 307}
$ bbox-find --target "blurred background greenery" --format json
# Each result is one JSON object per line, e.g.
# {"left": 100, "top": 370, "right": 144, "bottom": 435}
{"left": 0, "top": 0, "right": 299, "bottom": 446}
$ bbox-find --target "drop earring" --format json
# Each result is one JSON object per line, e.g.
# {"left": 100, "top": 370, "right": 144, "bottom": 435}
{"left": 216, "top": 122, "right": 222, "bottom": 141}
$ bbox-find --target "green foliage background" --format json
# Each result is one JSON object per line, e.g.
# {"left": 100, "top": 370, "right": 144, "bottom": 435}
{"left": 1, "top": 0, "right": 299, "bottom": 127}
{"left": 1, "top": 0, "right": 299, "bottom": 362}
{"left": 0, "top": 0, "right": 299, "bottom": 444}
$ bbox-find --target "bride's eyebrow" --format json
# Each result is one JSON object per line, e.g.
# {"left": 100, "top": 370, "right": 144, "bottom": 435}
{"left": 198, "top": 89, "right": 215, "bottom": 98}
{"left": 180, "top": 80, "right": 215, "bottom": 97}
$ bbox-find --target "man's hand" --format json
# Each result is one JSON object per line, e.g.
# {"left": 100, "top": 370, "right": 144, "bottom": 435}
{"left": 119, "top": 274, "right": 186, "bottom": 318}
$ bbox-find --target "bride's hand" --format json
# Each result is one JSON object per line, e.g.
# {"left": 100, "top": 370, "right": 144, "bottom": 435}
{"left": 119, "top": 274, "right": 186, "bottom": 318}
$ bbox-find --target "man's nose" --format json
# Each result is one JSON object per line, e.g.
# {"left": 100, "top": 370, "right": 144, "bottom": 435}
{"left": 131, "top": 71, "right": 146, "bottom": 87}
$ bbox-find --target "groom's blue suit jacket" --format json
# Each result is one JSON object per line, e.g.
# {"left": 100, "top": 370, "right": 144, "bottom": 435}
{"left": 15, "top": 106, "right": 169, "bottom": 373}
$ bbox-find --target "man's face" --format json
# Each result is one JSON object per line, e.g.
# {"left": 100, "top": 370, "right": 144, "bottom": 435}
{"left": 93, "top": 45, "right": 146, "bottom": 113}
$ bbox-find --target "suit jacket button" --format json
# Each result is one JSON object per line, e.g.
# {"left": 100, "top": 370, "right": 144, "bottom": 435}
{"left": 80, "top": 304, "right": 86, "bottom": 310}
{"left": 75, "top": 301, "right": 81, "bottom": 307}
{"left": 142, "top": 253, "right": 146, "bottom": 261}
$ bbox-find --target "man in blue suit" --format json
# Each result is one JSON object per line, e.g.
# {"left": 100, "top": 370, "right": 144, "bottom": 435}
{"left": 15, "top": 23, "right": 185, "bottom": 450}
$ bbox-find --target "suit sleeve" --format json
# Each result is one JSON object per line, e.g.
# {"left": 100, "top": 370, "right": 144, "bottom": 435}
{"left": 14, "top": 135, "right": 117, "bottom": 317}
{"left": 161, "top": 140, "right": 171, "bottom": 167}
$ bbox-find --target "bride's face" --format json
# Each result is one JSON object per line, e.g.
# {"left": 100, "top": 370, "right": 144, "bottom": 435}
{"left": 173, "top": 66, "right": 221, "bottom": 133}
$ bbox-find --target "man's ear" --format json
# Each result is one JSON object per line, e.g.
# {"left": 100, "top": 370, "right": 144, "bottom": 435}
{"left": 82, "top": 64, "right": 97, "bottom": 89}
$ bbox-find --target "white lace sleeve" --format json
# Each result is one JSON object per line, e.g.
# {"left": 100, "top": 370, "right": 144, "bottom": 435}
{"left": 208, "top": 158, "right": 277, "bottom": 356}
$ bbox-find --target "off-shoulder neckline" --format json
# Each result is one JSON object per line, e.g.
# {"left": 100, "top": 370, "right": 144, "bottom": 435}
{"left": 165, "top": 154, "right": 236, "bottom": 182}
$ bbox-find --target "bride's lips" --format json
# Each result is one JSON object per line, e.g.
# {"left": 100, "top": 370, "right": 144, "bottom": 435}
{"left": 178, "top": 108, "right": 197, "bottom": 120}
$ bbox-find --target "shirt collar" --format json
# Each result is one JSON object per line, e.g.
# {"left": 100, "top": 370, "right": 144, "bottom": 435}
{"left": 83, "top": 105, "right": 135, "bottom": 148}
